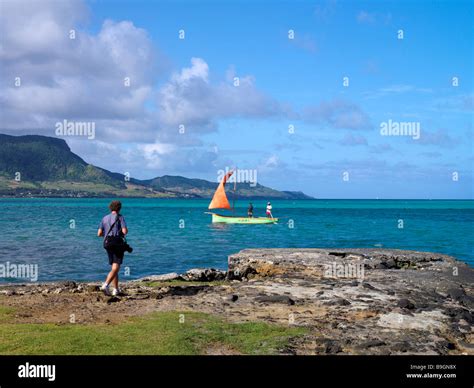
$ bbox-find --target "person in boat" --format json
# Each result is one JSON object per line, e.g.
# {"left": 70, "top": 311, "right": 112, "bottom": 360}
{"left": 266, "top": 202, "right": 273, "bottom": 218}
{"left": 97, "top": 200, "right": 129, "bottom": 297}
{"left": 248, "top": 202, "right": 254, "bottom": 217}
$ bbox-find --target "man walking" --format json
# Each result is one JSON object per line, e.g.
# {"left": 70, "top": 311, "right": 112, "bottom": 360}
{"left": 97, "top": 200, "right": 128, "bottom": 296}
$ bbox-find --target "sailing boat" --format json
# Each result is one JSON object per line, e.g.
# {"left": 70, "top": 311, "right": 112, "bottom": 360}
{"left": 206, "top": 170, "right": 278, "bottom": 224}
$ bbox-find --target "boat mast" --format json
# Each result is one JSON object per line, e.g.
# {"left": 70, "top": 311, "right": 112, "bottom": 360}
{"left": 232, "top": 167, "right": 237, "bottom": 215}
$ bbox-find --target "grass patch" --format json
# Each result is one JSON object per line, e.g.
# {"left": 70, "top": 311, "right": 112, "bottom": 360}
{"left": 0, "top": 307, "right": 306, "bottom": 355}
{"left": 0, "top": 305, "right": 15, "bottom": 324}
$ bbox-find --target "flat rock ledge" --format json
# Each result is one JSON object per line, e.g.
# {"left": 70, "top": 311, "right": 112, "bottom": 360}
{"left": 0, "top": 248, "right": 473, "bottom": 355}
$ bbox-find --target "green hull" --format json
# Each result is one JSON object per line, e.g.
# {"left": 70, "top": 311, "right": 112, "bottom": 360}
{"left": 211, "top": 213, "right": 278, "bottom": 224}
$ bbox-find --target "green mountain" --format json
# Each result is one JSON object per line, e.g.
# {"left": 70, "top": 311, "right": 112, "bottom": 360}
{"left": 0, "top": 134, "right": 313, "bottom": 199}
{"left": 0, "top": 134, "right": 122, "bottom": 186}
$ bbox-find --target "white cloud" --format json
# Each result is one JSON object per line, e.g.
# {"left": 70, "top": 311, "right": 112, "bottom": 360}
{"left": 414, "top": 129, "right": 460, "bottom": 148}
{"left": 357, "top": 11, "right": 376, "bottom": 24}
{"left": 314, "top": 0, "right": 337, "bottom": 22}
{"left": 139, "top": 142, "right": 176, "bottom": 169}
{"left": 174, "top": 57, "right": 209, "bottom": 83}
{"left": 290, "top": 33, "right": 318, "bottom": 53}
{"left": 258, "top": 154, "right": 286, "bottom": 173}
{"left": 339, "top": 133, "right": 368, "bottom": 146}
{"left": 362, "top": 85, "right": 433, "bottom": 100}
{"left": 0, "top": 0, "right": 88, "bottom": 60}
{"left": 157, "top": 57, "right": 291, "bottom": 129}
{"left": 433, "top": 93, "right": 474, "bottom": 112}
{"left": 302, "top": 99, "right": 372, "bottom": 130}
{"left": 356, "top": 10, "right": 392, "bottom": 25}
{"left": 0, "top": 0, "right": 292, "bottom": 176}
{"left": 0, "top": 2, "right": 157, "bottom": 136}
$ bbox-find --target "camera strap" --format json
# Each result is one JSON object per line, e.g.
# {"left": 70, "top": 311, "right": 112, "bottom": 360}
{"left": 105, "top": 215, "right": 121, "bottom": 238}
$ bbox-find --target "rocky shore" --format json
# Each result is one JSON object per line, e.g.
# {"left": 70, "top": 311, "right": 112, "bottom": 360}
{"left": 0, "top": 248, "right": 472, "bottom": 355}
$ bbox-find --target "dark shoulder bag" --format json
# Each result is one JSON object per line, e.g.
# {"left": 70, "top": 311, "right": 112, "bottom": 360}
{"left": 103, "top": 215, "right": 125, "bottom": 250}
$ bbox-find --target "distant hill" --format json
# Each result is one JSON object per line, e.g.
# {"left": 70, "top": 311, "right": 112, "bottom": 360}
{"left": 143, "top": 175, "right": 312, "bottom": 199}
{"left": 0, "top": 134, "right": 313, "bottom": 199}
{"left": 0, "top": 134, "right": 122, "bottom": 186}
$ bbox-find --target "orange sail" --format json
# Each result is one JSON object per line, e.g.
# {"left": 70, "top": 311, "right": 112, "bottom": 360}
{"left": 208, "top": 171, "right": 233, "bottom": 210}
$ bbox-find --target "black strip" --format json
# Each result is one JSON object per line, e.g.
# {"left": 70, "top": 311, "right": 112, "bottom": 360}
{"left": 0, "top": 355, "right": 471, "bottom": 387}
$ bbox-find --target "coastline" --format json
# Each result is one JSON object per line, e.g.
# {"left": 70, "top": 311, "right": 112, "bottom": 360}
{"left": 0, "top": 248, "right": 472, "bottom": 355}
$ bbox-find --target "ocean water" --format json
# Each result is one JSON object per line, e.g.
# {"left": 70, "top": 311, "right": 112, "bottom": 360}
{"left": 0, "top": 198, "right": 472, "bottom": 282}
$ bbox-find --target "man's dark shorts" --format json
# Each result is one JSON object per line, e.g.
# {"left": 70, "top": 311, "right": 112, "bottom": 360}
{"left": 106, "top": 249, "right": 124, "bottom": 265}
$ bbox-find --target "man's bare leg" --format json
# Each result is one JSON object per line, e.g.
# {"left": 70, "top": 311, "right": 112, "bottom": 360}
{"left": 112, "top": 268, "right": 119, "bottom": 290}
{"left": 105, "top": 263, "right": 120, "bottom": 288}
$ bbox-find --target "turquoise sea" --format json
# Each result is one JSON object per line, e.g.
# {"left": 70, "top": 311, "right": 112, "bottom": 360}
{"left": 0, "top": 198, "right": 473, "bottom": 282}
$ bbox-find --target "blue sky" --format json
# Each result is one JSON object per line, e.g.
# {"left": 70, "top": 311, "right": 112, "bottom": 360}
{"left": 0, "top": 0, "right": 472, "bottom": 198}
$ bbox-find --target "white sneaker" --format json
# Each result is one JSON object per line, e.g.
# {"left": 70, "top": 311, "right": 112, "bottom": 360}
{"left": 100, "top": 283, "right": 111, "bottom": 296}
{"left": 112, "top": 288, "right": 121, "bottom": 297}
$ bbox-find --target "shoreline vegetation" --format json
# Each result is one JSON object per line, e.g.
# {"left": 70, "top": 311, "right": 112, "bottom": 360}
{"left": 0, "top": 248, "right": 472, "bottom": 355}
{"left": 0, "top": 189, "right": 312, "bottom": 199}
